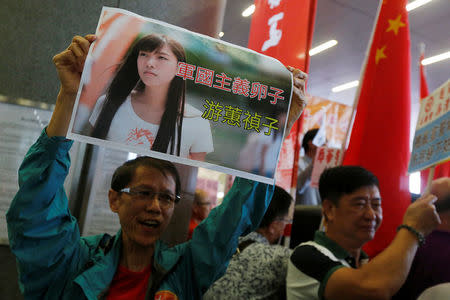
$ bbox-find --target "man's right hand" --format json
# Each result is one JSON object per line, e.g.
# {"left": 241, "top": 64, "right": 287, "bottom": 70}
{"left": 402, "top": 194, "right": 441, "bottom": 236}
{"left": 47, "top": 35, "right": 95, "bottom": 138}
{"left": 53, "top": 34, "right": 96, "bottom": 96}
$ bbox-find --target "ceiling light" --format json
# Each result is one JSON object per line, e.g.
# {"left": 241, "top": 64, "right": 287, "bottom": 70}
{"left": 332, "top": 80, "right": 359, "bottom": 93}
{"left": 242, "top": 4, "right": 255, "bottom": 17}
{"left": 421, "top": 51, "right": 450, "bottom": 65}
{"left": 406, "top": 0, "right": 433, "bottom": 12}
{"left": 219, "top": 32, "right": 224, "bottom": 38}
{"left": 309, "top": 40, "right": 338, "bottom": 56}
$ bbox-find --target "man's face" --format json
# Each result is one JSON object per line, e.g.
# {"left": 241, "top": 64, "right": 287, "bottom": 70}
{"left": 109, "top": 166, "right": 176, "bottom": 248}
{"left": 324, "top": 185, "right": 382, "bottom": 247}
{"left": 271, "top": 214, "right": 290, "bottom": 244}
{"left": 194, "top": 200, "right": 212, "bottom": 221}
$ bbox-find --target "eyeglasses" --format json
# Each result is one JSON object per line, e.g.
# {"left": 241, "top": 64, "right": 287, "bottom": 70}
{"left": 119, "top": 187, "right": 180, "bottom": 208}
{"left": 276, "top": 217, "right": 293, "bottom": 224}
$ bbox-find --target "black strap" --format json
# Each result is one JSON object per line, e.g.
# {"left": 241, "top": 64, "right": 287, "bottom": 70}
{"left": 238, "top": 239, "right": 256, "bottom": 253}
{"left": 98, "top": 234, "right": 115, "bottom": 254}
{"left": 83, "top": 234, "right": 115, "bottom": 270}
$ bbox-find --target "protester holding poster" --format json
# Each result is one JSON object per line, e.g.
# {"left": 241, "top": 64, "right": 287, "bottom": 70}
{"left": 88, "top": 33, "right": 213, "bottom": 160}
{"left": 6, "top": 31, "right": 308, "bottom": 300}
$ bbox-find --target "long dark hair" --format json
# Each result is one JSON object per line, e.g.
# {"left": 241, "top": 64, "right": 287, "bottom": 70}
{"left": 91, "top": 34, "right": 186, "bottom": 155}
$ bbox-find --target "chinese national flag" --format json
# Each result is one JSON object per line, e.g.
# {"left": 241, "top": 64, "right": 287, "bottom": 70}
{"left": 343, "top": 0, "right": 411, "bottom": 257}
{"left": 419, "top": 50, "right": 450, "bottom": 193}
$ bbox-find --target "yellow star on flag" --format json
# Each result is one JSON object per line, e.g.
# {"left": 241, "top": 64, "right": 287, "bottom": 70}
{"left": 376, "top": 46, "right": 387, "bottom": 64}
{"left": 386, "top": 14, "right": 406, "bottom": 35}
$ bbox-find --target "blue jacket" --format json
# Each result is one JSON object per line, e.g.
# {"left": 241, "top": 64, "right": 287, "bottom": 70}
{"left": 6, "top": 130, "right": 274, "bottom": 299}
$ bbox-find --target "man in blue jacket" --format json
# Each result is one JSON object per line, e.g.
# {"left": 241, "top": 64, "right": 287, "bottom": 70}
{"left": 6, "top": 34, "right": 307, "bottom": 299}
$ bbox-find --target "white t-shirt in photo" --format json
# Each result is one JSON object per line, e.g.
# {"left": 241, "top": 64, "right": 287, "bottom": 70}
{"left": 89, "top": 95, "right": 214, "bottom": 158}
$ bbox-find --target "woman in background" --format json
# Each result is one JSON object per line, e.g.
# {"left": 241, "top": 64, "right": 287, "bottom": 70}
{"left": 89, "top": 34, "right": 213, "bottom": 160}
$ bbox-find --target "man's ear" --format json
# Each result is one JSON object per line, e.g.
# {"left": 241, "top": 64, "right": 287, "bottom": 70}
{"left": 322, "top": 199, "right": 334, "bottom": 223}
{"left": 109, "top": 189, "right": 120, "bottom": 213}
{"left": 267, "top": 220, "right": 279, "bottom": 236}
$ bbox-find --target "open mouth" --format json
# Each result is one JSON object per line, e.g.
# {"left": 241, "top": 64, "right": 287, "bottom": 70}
{"left": 138, "top": 220, "right": 161, "bottom": 228}
{"left": 361, "top": 226, "right": 375, "bottom": 232}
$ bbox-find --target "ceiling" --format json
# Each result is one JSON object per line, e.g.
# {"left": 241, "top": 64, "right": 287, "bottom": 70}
{"left": 220, "top": 0, "right": 450, "bottom": 120}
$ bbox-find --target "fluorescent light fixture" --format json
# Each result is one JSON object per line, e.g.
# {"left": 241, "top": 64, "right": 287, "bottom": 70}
{"left": 406, "top": 0, "right": 432, "bottom": 12}
{"left": 127, "top": 152, "right": 137, "bottom": 160}
{"left": 218, "top": 31, "right": 224, "bottom": 38}
{"left": 421, "top": 51, "right": 450, "bottom": 65}
{"left": 242, "top": 4, "right": 255, "bottom": 17}
{"left": 332, "top": 80, "right": 359, "bottom": 93}
{"left": 409, "top": 172, "right": 421, "bottom": 194}
{"left": 309, "top": 40, "right": 338, "bottom": 56}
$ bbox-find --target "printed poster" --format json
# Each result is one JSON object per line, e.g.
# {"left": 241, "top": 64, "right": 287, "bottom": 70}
{"left": 310, "top": 147, "right": 344, "bottom": 188}
{"left": 299, "top": 95, "right": 352, "bottom": 150}
{"left": 409, "top": 79, "right": 450, "bottom": 173}
{"left": 67, "top": 7, "right": 293, "bottom": 184}
{"left": 0, "top": 101, "right": 79, "bottom": 244}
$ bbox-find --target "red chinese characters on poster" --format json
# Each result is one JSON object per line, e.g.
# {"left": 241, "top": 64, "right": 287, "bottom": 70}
{"left": 310, "top": 147, "right": 344, "bottom": 188}
{"left": 299, "top": 95, "right": 353, "bottom": 150}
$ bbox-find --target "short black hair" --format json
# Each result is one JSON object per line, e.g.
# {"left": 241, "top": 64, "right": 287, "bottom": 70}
{"left": 319, "top": 166, "right": 379, "bottom": 206}
{"left": 259, "top": 185, "right": 293, "bottom": 228}
{"left": 111, "top": 156, "right": 181, "bottom": 200}
{"left": 302, "top": 128, "right": 319, "bottom": 153}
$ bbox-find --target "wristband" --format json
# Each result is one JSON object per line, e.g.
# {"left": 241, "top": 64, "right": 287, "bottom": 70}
{"left": 397, "top": 224, "right": 425, "bottom": 246}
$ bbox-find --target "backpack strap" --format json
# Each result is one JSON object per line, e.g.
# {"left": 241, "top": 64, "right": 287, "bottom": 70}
{"left": 237, "top": 239, "right": 256, "bottom": 254}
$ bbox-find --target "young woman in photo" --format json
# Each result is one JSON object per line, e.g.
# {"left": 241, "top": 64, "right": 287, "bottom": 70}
{"left": 89, "top": 34, "right": 213, "bottom": 160}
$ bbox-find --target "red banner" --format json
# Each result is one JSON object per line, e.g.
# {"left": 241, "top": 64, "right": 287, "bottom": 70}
{"left": 248, "top": 0, "right": 317, "bottom": 191}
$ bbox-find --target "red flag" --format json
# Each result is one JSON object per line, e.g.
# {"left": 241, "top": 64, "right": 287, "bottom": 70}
{"left": 247, "top": 0, "right": 317, "bottom": 191}
{"left": 419, "top": 48, "right": 450, "bottom": 193}
{"left": 419, "top": 49, "right": 430, "bottom": 99}
{"left": 342, "top": 0, "right": 411, "bottom": 257}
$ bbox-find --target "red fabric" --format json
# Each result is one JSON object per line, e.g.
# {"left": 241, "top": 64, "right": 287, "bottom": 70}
{"left": 342, "top": 0, "right": 411, "bottom": 257}
{"left": 421, "top": 163, "right": 450, "bottom": 193}
{"left": 247, "top": 0, "right": 317, "bottom": 191}
{"left": 106, "top": 264, "right": 151, "bottom": 300}
{"left": 187, "top": 218, "right": 199, "bottom": 240}
{"left": 419, "top": 52, "right": 450, "bottom": 193}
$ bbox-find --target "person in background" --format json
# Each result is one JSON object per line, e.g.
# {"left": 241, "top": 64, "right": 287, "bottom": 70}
{"left": 6, "top": 35, "right": 308, "bottom": 299}
{"left": 393, "top": 177, "right": 450, "bottom": 299}
{"left": 187, "top": 189, "right": 212, "bottom": 239}
{"left": 286, "top": 166, "right": 440, "bottom": 300}
{"left": 204, "top": 185, "right": 293, "bottom": 300}
{"left": 296, "top": 128, "right": 321, "bottom": 205}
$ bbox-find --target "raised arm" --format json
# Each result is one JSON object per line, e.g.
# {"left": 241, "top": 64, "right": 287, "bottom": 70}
{"left": 189, "top": 177, "right": 275, "bottom": 293}
{"left": 285, "top": 66, "right": 307, "bottom": 135}
{"left": 6, "top": 35, "right": 96, "bottom": 298}
{"left": 47, "top": 34, "right": 96, "bottom": 137}
{"left": 324, "top": 194, "right": 441, "bottom": 300}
